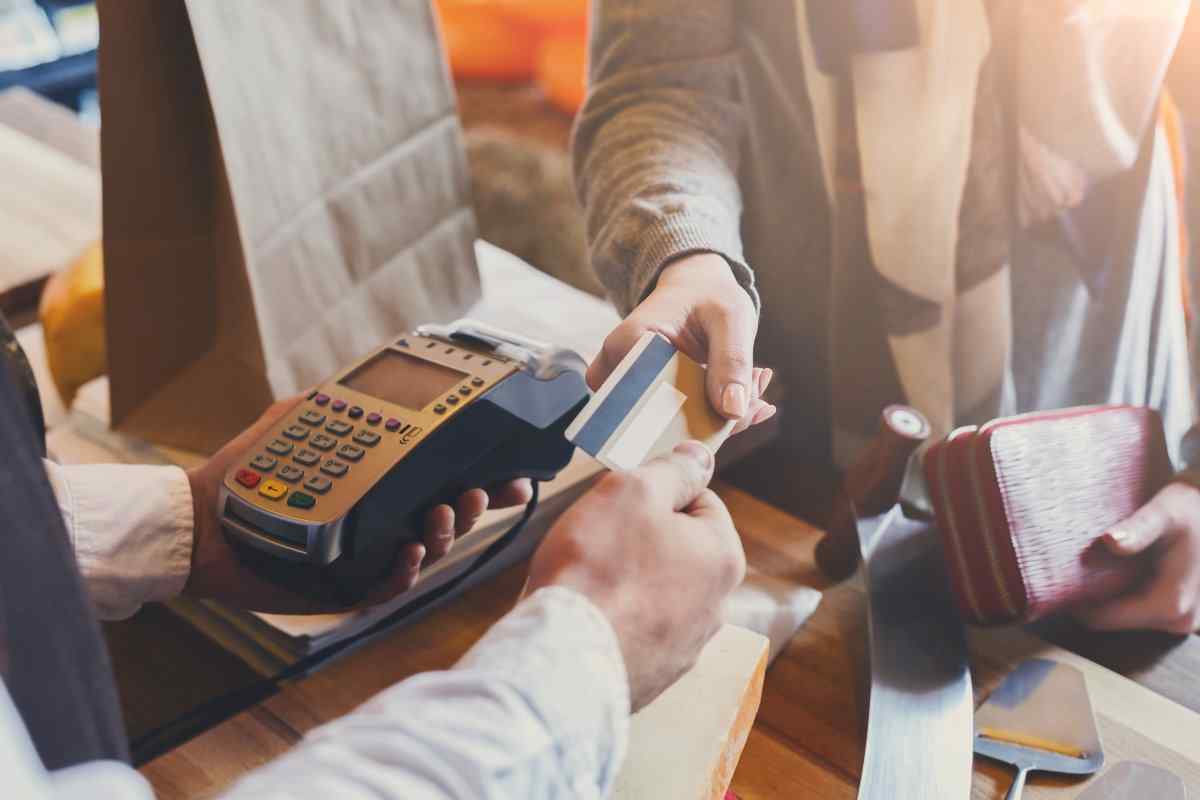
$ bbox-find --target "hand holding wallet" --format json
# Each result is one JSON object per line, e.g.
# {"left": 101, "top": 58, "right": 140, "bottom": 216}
{"left": 924, "top": 405, "right": 1173, "bottom": 626}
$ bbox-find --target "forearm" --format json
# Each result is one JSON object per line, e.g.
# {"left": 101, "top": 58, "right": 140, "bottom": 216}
{"left": 44, "top": 461, "right": 193, "bottom": 620}
{"left": 221, "top": 587, "right": 629, "bottom": 800}
{"left": 573, "top": 0, "right": 755, "bottom": 314}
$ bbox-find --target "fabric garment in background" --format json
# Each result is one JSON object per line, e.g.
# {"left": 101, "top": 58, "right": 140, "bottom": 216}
{"left": 575, "top": 0, "right": 1194, "bottom": 467}
{"left": 0, "top": 358, "right": 127, "bottom": 769}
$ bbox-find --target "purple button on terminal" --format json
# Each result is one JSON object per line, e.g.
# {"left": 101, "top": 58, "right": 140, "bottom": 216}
{"left": 366, "top": 412, "right": 383, "bottom": 425}
{"left": 313, "top": 393, "right": 330, "bottom": 406}
{"left": 348, "top": 406, "right": 363, "bottom": 419}
{"left": 331, "top": 399, "right": 347, "bottom": 412}
{"left": 385, "top": 418, "right": 402, "bottom": 431}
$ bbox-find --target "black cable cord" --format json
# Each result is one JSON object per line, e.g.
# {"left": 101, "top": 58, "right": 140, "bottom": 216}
{"left": 130, "top": 481, "right": 541, "bottom": 765}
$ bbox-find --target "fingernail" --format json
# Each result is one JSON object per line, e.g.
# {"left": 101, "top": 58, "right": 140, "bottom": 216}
{"left": 759, "top": 368, "right": 774, "bottom": 395}
{"left": 722, "top": 383, "right": 748, "bottom": 417}
{"left": 1107, "top": 527, "right": 1129, "bottom": 544}
{"left": 675, "top": 440, "right": 714, "bottom": 470}
{"left": 408, "top": 545, "right": 426, "bottom": 568}
{"left": 753, "top": 404, "right": 777, "bottom": 425}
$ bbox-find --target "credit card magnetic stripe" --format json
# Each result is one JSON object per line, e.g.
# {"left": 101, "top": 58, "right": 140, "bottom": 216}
{"left": 566, "top": 334, "right": 677, "bottom": 456}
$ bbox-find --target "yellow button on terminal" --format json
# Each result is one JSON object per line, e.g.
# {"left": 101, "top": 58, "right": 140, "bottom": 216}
{"left": 258, "top": 479, "right": 288, "bottom": 501}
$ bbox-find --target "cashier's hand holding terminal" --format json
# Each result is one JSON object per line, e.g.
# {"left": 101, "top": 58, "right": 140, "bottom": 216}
{"left": 184, "top": 396, "right": 532, "bottom": 613}
{"left": 525, "top": 441, "right": 746, "bottom": 710}
{"left": 589, "top": 253, "right": 775, "bottom": 435}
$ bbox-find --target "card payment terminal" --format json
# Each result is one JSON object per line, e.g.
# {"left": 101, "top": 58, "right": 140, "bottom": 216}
{"left": 218, "top": 321, "right": 589, "bottom": 602}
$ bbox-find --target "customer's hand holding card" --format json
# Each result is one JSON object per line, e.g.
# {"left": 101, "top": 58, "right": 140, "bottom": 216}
{"left": 566, "top": 332, "right": 736, "bottom": 471}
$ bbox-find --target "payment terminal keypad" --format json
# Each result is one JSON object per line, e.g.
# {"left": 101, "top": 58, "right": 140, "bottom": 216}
{"left": 278, "top": 465, "right": 304, "bottom": 483}
{"left": 294, "top": 449, "right": 320, "bottom": 466}
{"left": 250, "top": 455, "right": 277, "bottom": 472}
{"left": 321, "top": 459, "right": 349, "bottom": 477}
{"left": 310, "top": 434, "right": 337, "bottom": 451}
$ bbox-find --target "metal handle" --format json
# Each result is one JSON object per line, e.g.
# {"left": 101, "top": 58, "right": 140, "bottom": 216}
{"left": 1004, "top": 767, "right": 1029, "bottom": 800}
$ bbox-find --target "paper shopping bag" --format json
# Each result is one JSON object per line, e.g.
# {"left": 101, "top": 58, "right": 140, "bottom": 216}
{"left": 98, "top": 0, "right": 480, "bottom": 454}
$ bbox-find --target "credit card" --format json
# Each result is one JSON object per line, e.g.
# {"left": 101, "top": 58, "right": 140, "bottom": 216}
{"left": 565, "top": 332, "right": 735, "bottom": 471}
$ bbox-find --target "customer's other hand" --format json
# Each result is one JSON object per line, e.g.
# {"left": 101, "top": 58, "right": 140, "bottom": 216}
{"left": 185, "top": 396, "right": 533, "bottom": 613}
{"left": 525, "top": 441, "right": 746, "bottom": 710}
{"left": 588, "top": 253, "right": 774, "bottom": 436}
{"left": 1075, "top": 482, "right": 1200, "bottom": 635}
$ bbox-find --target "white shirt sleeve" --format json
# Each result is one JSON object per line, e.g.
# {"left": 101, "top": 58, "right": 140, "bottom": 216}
{"left": 43, "top": 461, "right": 194, "bottom": 620}
{"left": 4, "top": 586, "right": 629, "bottom": 800}
{"left": 222, "top": 585, "right": 630, "bottom": 800}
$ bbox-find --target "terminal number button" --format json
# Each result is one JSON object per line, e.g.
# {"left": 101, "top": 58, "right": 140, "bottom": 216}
{"left": 258, "top": 479, "right": 288, "bottom": 501}
{"left": 299, "top": 410, "right": 326, "bottom": 426}
{"left": 337, "top": 444, "right": 364, "bottom": 462}
{"left": 326, "top": 421, "right": 353, "bottom": 437}
{"left": 266, "top": 439, "right": 294, "bottom": 456}
{"left": 249, "top": 455, "right": 276, "bottom": 472}
{"left": 294, "top": 449, "right": 320, "bottom": 466}
{"left": 310, "top": 434, "right": 337, "bottom": 451}
{"left": 278, "top": 465, "right": 304, "bottom": 483}
{"left": 321, "top": 460, "right": 349, "bottom": 477}
{"left": 304, "top": 476, "right": 332, "bottom": 494}
{"left": 235, "top": 469, "right": 261, "bottom": 489}
{"left": 283, "top": 424, "right": 308, "bottom": 440}
{"left": 353, "top": 430, "right": 380, "bottom": 447}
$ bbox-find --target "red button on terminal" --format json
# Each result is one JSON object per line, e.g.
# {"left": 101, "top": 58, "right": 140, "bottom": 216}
{"left": 313, "top": 394, "right": 330, "bottom": 406}
{"left": 331, "top": 399, "right": 347, "bottom": 412}
{"left": 235, "top": 469, "right": 261, "bottom": 488}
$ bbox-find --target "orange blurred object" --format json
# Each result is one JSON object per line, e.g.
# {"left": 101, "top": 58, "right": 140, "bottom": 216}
{"left": 536, "top": 32, "right": 587, "bottom": 114}
{"left": 434, "top": 0, "right": 539, "bottom": 82}
{"left": 495, "top": 0, "right": 587, "bottom": 33}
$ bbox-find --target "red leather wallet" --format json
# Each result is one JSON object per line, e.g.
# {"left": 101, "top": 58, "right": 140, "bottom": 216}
{"left": 923, "top": 405, "right": 1172, "bottom": 626}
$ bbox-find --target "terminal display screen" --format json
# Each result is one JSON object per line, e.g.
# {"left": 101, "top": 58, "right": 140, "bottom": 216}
{"left": 340, "top": 350, "right": 467, "bottom": 410}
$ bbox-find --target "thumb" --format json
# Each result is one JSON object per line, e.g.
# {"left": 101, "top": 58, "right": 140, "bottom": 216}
{"left": 698, "top": 298, "right": 757, "bottom": 420}
{"left": 634, "top": 441, "right": 716, "bottom": 512}
{"left": 1102, "top": 486, "right": 1182, "bottom": 557}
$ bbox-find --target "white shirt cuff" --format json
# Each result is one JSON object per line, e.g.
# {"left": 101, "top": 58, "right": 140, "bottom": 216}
{"left": 44, "top": 461, "right": 194, "bottom": 620}
{"left": 454, "top": 585, "right": 631, "bottom": 794}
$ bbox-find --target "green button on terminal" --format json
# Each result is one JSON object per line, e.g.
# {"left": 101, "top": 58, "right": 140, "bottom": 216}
{"left": 287, "top": 491, "right": 316, "bottom": 510}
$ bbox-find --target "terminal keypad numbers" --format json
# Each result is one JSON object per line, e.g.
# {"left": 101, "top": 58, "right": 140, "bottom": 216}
{"left": 230, "top": 337, "right": 509, "bottom": 519}
{"left": 234, "top": 392, "right": 422, "bottom": 513}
